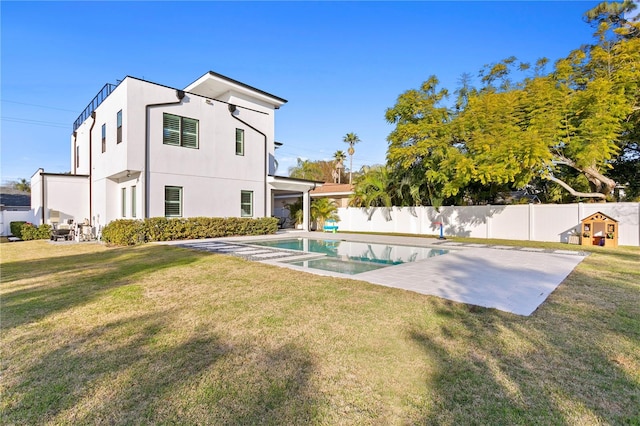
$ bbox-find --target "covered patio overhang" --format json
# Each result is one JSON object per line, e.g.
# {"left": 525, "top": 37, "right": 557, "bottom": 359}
{"left": 268, "top": 176, "right": 323, "bottom": 231}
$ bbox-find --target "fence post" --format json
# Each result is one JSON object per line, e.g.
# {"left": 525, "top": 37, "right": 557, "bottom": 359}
{"left": 528, "top": 203, "right": 534, "bottom": 241}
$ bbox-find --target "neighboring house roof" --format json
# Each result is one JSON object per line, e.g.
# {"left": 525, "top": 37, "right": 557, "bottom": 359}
{"left": 184, "top": 71, "right": 288, "bottom": 109}
{"left": 310, "top": 183, "right": 354, "bottom": 197}
{"left": 0, "top": 190, "right": 30, "bottom": 208}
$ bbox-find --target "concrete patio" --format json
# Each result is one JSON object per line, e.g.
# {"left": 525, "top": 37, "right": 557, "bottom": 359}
{"left": 172, "top": 231, "right": 587, "bottom": 316}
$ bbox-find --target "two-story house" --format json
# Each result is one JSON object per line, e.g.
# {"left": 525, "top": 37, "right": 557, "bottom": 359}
{"left": 31, "top": 71, "right": 321, "bottom": 232}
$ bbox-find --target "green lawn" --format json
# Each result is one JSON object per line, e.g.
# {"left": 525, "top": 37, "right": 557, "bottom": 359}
{"left": 1, "top": 239, "right": 639, "bottom": 424}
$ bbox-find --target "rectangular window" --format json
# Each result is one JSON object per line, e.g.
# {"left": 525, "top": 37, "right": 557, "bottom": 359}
{"left": 131, "top": 185, "right": 136, "bottom": 218}
{"left": 76, "top": 146, "right": 80, "bottom": 168}
{"left": 101, "top": 123, "right": 106, "bottom": 153}
{"left": 235, "top": 128, "right": 244, "bottom": 156}
{"left": 121, "top": 187, "right": 126, "bottom": 217}
{"left": 117, "top": 110, "right": 123, "bottom": 143}
{"left": 163, "top": 113, "right": 198, "bottom": 148}
{"left": 241, "top": 190, "right": 253, "bottom": 217}
{"left": 165, "top": 186, "right": 182, "bottom": 217}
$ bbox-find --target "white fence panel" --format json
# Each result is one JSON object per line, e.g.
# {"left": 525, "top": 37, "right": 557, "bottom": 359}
{"left": 0, "top": 210, "right": 37, "bottom": 237}
{"left": 336, "top": 202, "right": 640, "bottom": 246}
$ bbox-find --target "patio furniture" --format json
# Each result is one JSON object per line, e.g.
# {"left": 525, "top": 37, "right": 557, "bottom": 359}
{"left": 323, "top": 220, "right": 339, "bottom": 233}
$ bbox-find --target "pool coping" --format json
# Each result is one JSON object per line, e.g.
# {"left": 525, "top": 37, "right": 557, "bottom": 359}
{"left": 166, "top": 231, "right": 588, "bottom": 316}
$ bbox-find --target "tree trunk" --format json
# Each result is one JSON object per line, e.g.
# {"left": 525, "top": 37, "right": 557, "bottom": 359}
{"left": 545, "top": 175, "right": 607, "bottom": 199}
{"left": 553, "top": 155, "right": 616, "bottom": 197}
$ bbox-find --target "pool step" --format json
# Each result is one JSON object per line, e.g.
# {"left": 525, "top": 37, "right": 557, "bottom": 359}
{"left": 177, "top": 241, "right": 306, "bottom": 261}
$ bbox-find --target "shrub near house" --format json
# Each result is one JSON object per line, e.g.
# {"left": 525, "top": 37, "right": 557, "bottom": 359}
{"left": 101, "top": 217, "right": 278, "bottom": 246}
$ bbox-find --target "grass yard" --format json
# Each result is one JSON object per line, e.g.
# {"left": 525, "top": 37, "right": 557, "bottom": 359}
{"left": 1, "top": 239, "right": 639, "bottom": 424}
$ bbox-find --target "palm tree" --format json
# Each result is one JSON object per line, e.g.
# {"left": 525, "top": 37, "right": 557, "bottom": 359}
{"left": 310, "top": 197, "right": 339, "bottom": 229}
{"left": 333, "top": 150, "right": 347, "bottom": 183}
{"left": 348, "top": 166, "right": 392, "bottom": 208}
{"left": 342, "top": 132, "right": 361, "bottom": 184}
{"left": 13, "top": 178, "right": 30, "bottom": 193}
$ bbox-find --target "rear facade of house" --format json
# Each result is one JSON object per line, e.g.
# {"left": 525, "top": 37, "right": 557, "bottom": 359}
{"left": 31, "top": 71, "right": 297, "bottom": 229}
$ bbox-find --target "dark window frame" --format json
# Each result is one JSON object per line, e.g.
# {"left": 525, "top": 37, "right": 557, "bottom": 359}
{"left": 101, "top": 123, "right": 106, "bottom": 153}
{"left": 163, "top": 113, "right": 199, "bottom": 149}
{"left": 235, "top": 128, "right": 244, "bottom": 156}
{"left": 240, "top": 190, "right": 253, "bottom": 217}
{"left": 117, "top": 110, "right": 123, "bottom": 143}
{"left": 165, "top": 186, "right": 183, "bottom": 218}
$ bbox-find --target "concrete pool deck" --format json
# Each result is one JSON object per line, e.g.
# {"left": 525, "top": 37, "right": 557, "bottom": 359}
{"left": 171, "top": 231, "right": 588, "bottom": 316}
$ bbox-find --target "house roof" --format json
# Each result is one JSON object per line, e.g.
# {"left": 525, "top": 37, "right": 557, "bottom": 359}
{"left": 581, "top": 211, "right": 619, "bottom": 223}
{"left": 0, "top": 190, "right": 30, "bottom": 207}
{"left": 184, "top": 71, "right": 287, "bottom": 109}
{"left": 310, "top": 183, "right": 354, "bottom": 196}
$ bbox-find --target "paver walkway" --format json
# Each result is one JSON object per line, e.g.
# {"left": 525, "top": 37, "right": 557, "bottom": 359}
{"left": 173, "top": 232, "right": 587, "bottom": 316}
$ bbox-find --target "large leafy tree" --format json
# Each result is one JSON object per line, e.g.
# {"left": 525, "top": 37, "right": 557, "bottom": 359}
{"left": 288, "top": 158, "right": 341, "bottom": 182}
{"left": 385, "top": 1, "right": 639, "bottom": 203}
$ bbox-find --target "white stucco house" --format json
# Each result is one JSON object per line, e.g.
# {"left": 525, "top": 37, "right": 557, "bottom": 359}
{"left": 31, "top": 71, "right": 321, "bottom": 232}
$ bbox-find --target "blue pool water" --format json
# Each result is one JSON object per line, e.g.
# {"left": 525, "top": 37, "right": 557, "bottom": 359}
{"left": 249, "top": 238, "right": 450, "bottom": 275}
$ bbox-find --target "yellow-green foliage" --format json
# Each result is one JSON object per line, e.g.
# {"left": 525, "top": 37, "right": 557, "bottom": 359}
{"left": 19, "top": 223, "right": 52, "bottom": 240}
{"left": 102, "top": 217, "right": 278, "bottom": 246}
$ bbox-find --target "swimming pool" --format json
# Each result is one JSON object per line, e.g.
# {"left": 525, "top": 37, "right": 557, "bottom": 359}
{"left": 248, "top": 238, "right": 450, "bottom": 275}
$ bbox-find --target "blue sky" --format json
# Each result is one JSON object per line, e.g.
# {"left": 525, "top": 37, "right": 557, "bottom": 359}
{"left": 1, "top": 1, "right": 603, "bottom": 184}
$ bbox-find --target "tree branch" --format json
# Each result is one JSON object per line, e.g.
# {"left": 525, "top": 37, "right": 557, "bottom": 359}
{"left": 545, "top": 175, "right": 607, "bottom": 199}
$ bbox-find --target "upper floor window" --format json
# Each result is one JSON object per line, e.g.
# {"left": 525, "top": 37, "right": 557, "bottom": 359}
{"left": 235, "top": 128, "right": 244, "bottom": 156}
{"left": 163, "top": 113, "right": 198, "bottom": 148}
{"left": 76, "top": 146, "right": 80, "bottom": 168}
{"left": 241, "top": 190, "right": 253, "bottom": 217}
{"left": 117, "top": 110, "right": 123, "bottom": 143}
{"left": 165, "top": 186, "right": 183, "bottom": 217}
{"left": 101, "top": 123, "right": 106, "bottom": 153}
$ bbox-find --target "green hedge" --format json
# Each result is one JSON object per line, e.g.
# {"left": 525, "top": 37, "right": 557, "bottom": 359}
{"left": 10, "top": 221, "right": 27, "bottom": 239}
{"left": 102, "top": 217, "right": 278, "bottom": 246}
{"left": 20, "top": 223, "right": 52, "bottom": 240}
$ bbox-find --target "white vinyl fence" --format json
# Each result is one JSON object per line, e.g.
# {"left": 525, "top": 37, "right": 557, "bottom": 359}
{"left": 336, "top": 202, "right": 640, "bottom": 247}
{"left": 0, "top": 210, "right": 37, "bottom": 237}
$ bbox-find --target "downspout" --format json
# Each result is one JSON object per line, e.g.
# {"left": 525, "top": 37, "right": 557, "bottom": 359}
{"left": 228, "top": 104, "right": 268, "bottom": 217}
{"left": 41, "top": 171, "right": 45, "bottom": 225}
{"left": 72, "top": 131, "right": 77, "bottom": 174}
{"left": 89, "top": 112, "right": 97, "bottom": 225}
{"left": 144, "top": 90, "right": 185, "bottom": 219}
{"left": 306, "top": 183, "right": 317, "bottom": 231}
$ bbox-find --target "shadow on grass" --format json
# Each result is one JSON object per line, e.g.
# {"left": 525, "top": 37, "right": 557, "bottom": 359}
{"left": 4, "top": 312, "right": 321, "bottom": 424}
{"left": 408, "top": 262, "right": 640, "bottom": 424}
{"left": 0, "top": 245, "right": 206, "bottom": 330}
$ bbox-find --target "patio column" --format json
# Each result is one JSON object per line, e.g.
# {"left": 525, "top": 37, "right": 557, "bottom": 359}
{"left": 302, "top": 190, "right": 311, "bottom": 231}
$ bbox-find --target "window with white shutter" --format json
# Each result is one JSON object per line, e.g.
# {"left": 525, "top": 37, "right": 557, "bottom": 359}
{"left": 236, "top": 128, "right": 244, "bottom": 156}
{"left": 163, "top": 113, "right": 198, "bottom": 148}
{"left": 165, "top": 186, "right": 182, "bottom": 217}
{"left": 241, "top": 191, "right": 253, "bottom": 217}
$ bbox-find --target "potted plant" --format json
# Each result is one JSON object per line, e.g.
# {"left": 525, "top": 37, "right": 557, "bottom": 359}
{"left": 284, "top": 199, "right": 303, "bottom": 229}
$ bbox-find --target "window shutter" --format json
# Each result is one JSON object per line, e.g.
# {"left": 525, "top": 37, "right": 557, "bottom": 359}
{"left": 163, "top": 114, "right": 180, "bottom": 146}
{"left": 182, "top": 117, "right": 198, "bottom": 148}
